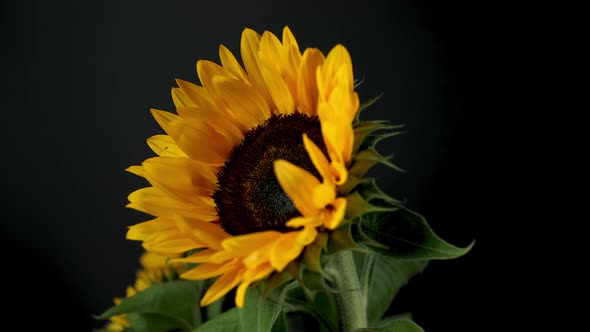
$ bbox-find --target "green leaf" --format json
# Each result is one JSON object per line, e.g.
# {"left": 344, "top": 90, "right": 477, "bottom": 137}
{"left": 267, "top": 281, "right": 300, "bottom": 325}
{"left": 261, "top": 269, "right": 292, "bottom": 299}
{"left": 283, "top": 302, "right": 338, "bottom": 332}
{"left": 205, "top": 296, "right": 224, "bottom": 321}
{"left": 300, "top": 268, "right": 335, "bottom": 292}
{"left": 357, "top": 318, "right": 424, "bottom": 332}
{"left": 313, "top": 291, "right": 340, "bottom": 332}
{"left": 97, "top": 280, "right": 202, "bottom": 329}
{"left": 127, "top": 312, "right": 192, "bottom": 332}
{"left": 239, "top": 284, "right": 283, "bottom": 332}
{"left": 356, "top": 206, "right": 474, "bottom": 260}
{"left": 360, "top": 254, "right": 427, "bottom": 324}
{"left": 267, "top": 279, "right": 338, "bottom": 332}
{"left": 195, "top": 308, "right": 241, "bottom": 332}
{"left": 270, "top": 311, "right": 287, "bottom": 332}
{"left": 376, "top": 313, "right": 414, "bottom": 325}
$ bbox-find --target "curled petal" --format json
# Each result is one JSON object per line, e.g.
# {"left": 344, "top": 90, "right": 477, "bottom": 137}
{"left": 274, "top": 159, "right": 321, "bottom": 217}
{"left": 322, "top": 197, "right": 347, "bottom": 230}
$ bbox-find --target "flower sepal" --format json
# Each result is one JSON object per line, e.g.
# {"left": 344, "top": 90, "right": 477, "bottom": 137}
{"left": 339, "top": 119, "right": 405, "bottom": 195}
{"left": 354, "top": 93, "right": 384, "bottom": 123}
{"left": 352, "top": 119, "right": 404, "bottom": 156}
{"left": 281, "top": 251, "right": 336, "bottom": 293}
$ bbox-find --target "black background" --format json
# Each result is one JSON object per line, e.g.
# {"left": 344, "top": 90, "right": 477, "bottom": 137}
{"left": 2, "top": 1, "right": 588, "bottom": 330}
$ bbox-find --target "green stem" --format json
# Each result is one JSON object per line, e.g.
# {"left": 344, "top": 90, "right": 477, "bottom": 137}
{"left": 329, "top": 250, "right": 367, "bottom": 332}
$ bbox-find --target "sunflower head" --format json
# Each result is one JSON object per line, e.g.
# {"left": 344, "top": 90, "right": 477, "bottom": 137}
{"left": 124, "top": 26, "right": 370, "bottom": 308}
{"left": 97, "top": 24, "right": 475, "bottom": 332}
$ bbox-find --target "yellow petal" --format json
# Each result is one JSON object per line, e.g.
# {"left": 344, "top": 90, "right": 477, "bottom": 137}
{"left": 297, "top": 48, "right": 324, "bottom": 115}
{"left": 176, "top": 106, "right": 244, "bottom": 147}
{"left": 258, "top": 31, "right": 294, "bottom": 114}
{"left": 258, "top": 59, "right": 295, "bottom": 114}
{"left": 173, "top": 80, "right": 201, "bottom": 108}
{"left": 172, "top": 87, "right": 247, "bottom": 142}
{"left": 127, "top": 218, "right": 175, "bottom": 241}
{"left": 210, "top": 75, "right": 270, "bottom": 127}
{"left": 240, "top": 28, "right": 274, "bottom": 107}
{"left": 282, "top": 26, "right": 300, "bottom": 54}
{"left": 209, "top": 249, "right": 243, "bottom": 263}
{"left": 142, "top": 235, "right": 199, "bottom": 255}
{"left": 139, "top": 252, "right": 173, "bottom": 271}
{"left": 270, "top": 228, "right": 316, "bottom": 271}
{"left": 323, "top": 120, "right": 353, "bottom": 165}
{"left": 236, "top": 263, "right": 274, "bottom": 308}
{"left": 241, "top": 242, "right": 274, "bottom": 269}
{"left": 125, "top": 286, "right": 137, "bottom": 298}
{"left": 329, "top": 161, "right": 348, "bottom": 186}
{"left": 285, "top": 216, "right": 323, "bottom": 228}
{"left": 312, "top": 182, "right": 336, "bottom": 209}
{"left": 314, "top": 45, "right": 359, "bottom": 154}
{"left": 269, "top": 232, "right": 302, "bottom": 271}
{"left": 281, "top": 47, "right": 300, "bottom": 101}
{"left": 221, "top": 231, "right": 282, "bottom": 253}
{"left": 165, "top": 119, "right": 232, "bottom": 165}
{"left": 319, "top": 44, "right": 354, "bottom": 97}
{"left": 174, "top": 216, "right": 229, "bottom": 251}
{"left": 259, "top": 31, "right": 282, "bottom": 71}
{"left": 296, "top": 226, "right": 318, "bottom": 246}
{"left": 197, "top": 59, "right": 237, "bottom": 89}
{"left": 274, "top": 159, "right": 321, "bottom": 217}
{"left": 322, "top": 197, "right": 347, "bottom": 230}
{"left": 317, "top": 100, "right": 354, "bottom": 165}
{"left": 219, "top": 44, "right": 249, "bottom": 83}
{"left": 327, "top": 80, "right": 357, "bottom": 123}
{"left": 235, "top": 279, "right": 253, "bottom": 309}
{"left": 126, "top": 165, "right": 145, "bottom": 178}
{"left": 147, "top": 135, "right": 188, "bottom": 158}
{"left": 201, "top": 267, "right": 244, "bottom": 306}
{"left": 172, "top": 248, "right": 219, "bottom": 264}
{"left": 171, "top": 87, "right": 192, "bottom": 108}
{"left": 181, "top": 261, "right": 235, "bottom": 280}
{"left": 150, "top": 109, "right": 178, "bottom": 134}
{"left": 280, "top": 26, "right": 301, "bottom": 99}
{"left": 127, "top": 187, "right": 217, "bottom": 221}
{"left": 151, "top": 109, "right": 234, "bottom": 165}
{"left": 302, "top": 134, "right": 332, "bottom": 183}
{"left": 141, "top": 157, "right": 216, "bottom": 202}
{"left": 173, "top": 80, "right": 216, "bottom": 111}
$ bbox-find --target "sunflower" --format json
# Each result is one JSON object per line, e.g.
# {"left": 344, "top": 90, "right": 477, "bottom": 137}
{"left": 105, "top": 252, "right": 181, "bottom": 332}
{"left": 126, "top": 26, "right": 359, "bottom": 308}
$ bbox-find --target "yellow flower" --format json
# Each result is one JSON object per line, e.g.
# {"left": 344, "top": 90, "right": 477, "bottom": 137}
{"left": 106, "top": 252, "right": 180, "bottom": 332}
{"left": 126, "top": 26, "right": 359, "bottom": 308}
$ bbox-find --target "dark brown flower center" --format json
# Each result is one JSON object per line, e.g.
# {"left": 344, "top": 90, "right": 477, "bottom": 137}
{"left": 213, "top": 113, "right": 327, "bottom": 235}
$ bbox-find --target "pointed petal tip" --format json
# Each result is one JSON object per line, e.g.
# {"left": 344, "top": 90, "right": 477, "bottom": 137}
{"left": 241, "top": 27, "right": 260, "bottom": 39}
